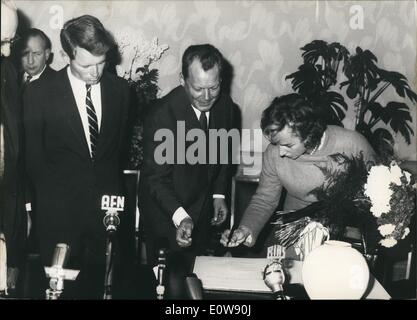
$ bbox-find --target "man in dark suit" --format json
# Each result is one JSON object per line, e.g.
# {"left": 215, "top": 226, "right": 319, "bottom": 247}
{"left": 23, "top": 15, "right": 129, "bottom": 299}
{"left": 18, "top": 29, "right": 57, "bottom": 258}
{"left": 139, "top": 44, "right": 237, "bottom": 298}
{"left": 1, "top": 0, "right": 26, "bottom": 294}
{"left": 19, "top": 28, "right": 57, "bottom": 88}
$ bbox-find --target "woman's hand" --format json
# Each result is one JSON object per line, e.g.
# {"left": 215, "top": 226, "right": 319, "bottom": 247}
{"left": 220, "top": 226, "right": 252, "bottom": 247}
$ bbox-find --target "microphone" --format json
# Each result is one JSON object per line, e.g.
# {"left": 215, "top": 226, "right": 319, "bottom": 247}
{"left": 156, "top": 248, "right": 167, "bottom": 300}
{"left": 185, "top": 274, "right": 204, "bottom": 300}
{"left": 263, "top": 259, "right": 288, "bottom": 300}
{"left": 101, "top": 195, "right": 125, "bottom": 233}
{"left": 44, "top": 243, "right": 79, "bottom": 299}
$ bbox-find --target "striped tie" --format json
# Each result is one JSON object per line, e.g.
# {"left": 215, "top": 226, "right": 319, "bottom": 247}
{"left": 85, "top": 84, "right": 99, "bottom": 159}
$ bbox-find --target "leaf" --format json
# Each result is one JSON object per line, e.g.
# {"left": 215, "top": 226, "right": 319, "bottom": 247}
{"left": 367, "top": 102, "right": 384, "bottom": 124}
{"left": 384, "top": 102, "right": 414, "bottom": 144}
{"left": 310, "top": 91, "right": 347, "bottom": 125}
{"left": 369, "top": 128, "right": 394, "bottom": 157}
{"left": 286, "top": 64, "right": 325, "bottom": 96}
{"left": 377, "top": 70, "right": 417, "bottom": 103}
{"left": 344, "top": 47, "right": 380, "bottom": 91}
{"left": 301, "top": 40, "right": 331, "bottom": 64}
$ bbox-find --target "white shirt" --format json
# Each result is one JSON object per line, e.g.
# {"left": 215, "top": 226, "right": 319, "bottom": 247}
{"left": 191, "top": 105, "right": 210, "bottom": 127}
{"left": 23, "top": 65, "right": 46, "bottom": 83}
{"left": 172, "top": 104, "right": 224, "bottom": 228}
{"left": 66, "top": 66, "right": 102, "bottom": 157}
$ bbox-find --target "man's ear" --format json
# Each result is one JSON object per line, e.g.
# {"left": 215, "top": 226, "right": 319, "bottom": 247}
{"left": 45, "top": 49, "right": 51, "bottom": 61}
{"left": 179, "top": 73, "right": 185, "bottom": 87}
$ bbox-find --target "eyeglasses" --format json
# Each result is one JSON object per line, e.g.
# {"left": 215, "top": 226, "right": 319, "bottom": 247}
{"left": 1, "top": 35, "right": 20, "bottom": 47}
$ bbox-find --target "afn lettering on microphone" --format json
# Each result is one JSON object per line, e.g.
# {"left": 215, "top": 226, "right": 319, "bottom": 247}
{"left": 101, "top": 195, "right": 125, "bottom": 211}
{"left": 164, "top": 303, "right": 252, "bottom": 317}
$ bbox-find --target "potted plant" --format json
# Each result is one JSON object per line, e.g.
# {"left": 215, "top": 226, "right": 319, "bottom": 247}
{"left": 286, "top": 40, "right": 417, "bottom": 156}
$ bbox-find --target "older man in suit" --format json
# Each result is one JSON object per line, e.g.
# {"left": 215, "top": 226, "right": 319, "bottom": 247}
{"left": 23, "top": 15, "right": 129, "bottom": 298}
{"left": 20, "top": 28, "right": 57, "bottom": 88}
{"left": 139, "top": 44, "right": 237, "bottom": 298}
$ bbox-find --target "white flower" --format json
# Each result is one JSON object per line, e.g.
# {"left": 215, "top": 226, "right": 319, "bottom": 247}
{"left": 389, "top": 163, "right": 403, "bottom": 186}
{"left": 114, "top": 32, "right": 169, "bottom": 82}
{"left": 404, "top": 171, "right": 412, "bottom": 184}
{"left": 379, "top": 237, "right": 398, "bottom": 248}
{"left": 378, "top": 224, "right": 396, "bottom": 236}
{"left": 401, "top": 228, "right": 410, "bottom": 240}
{"left": 364, "top": 163, "right": 407, "bottom": 217}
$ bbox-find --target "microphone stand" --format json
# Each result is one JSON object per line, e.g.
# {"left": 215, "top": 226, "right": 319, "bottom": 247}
{"left": 102, "top": 210, "right": 120, "bottom": 300}
{"left": 156, "top": 248, "right": 166, "bottom": 300}
{"left": 44, "top": 244, "right": 79, "bottom": 300}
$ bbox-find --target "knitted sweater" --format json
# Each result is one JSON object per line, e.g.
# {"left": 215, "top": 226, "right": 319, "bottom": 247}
{"left": 240, "top": 125, "right": 375, "bottom": 246}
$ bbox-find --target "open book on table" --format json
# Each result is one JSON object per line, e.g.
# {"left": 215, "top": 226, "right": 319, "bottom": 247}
{"left": 192, "top": 256, "right": 303, "bottom": 293}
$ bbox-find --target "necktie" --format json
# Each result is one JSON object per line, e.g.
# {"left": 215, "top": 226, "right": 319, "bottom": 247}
{"left": 22, "top": 75, "right": 32, "bottom": 90}
{"left": 85, "top": 84, "right": 99, "bottom": 159}
{"left": 199, "top": 111, "right": 208, "bottom": 131}
{"left": 199, "top": 111, "right": 209, "bottom": 165}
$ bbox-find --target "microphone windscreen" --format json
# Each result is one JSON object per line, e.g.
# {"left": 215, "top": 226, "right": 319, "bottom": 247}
{"left": 51, "top": 243, "right": 70, "bottom": 268}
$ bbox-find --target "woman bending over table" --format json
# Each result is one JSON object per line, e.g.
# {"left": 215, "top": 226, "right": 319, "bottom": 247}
{"left": 221, "top": 93, "right": 375, "bottom": 248}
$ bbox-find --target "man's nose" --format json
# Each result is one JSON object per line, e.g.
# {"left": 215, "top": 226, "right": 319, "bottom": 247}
{"left": 91, "top": 65, "right": 99, "bottom": 77}
{"left": 28, "top": 52, "right": 34, "bottom": 64}
{"left": 203, "top": 88, "right": 211, "bottom": 100}
{"left": 279, "top": 148, "right": 287, "bottom": 157}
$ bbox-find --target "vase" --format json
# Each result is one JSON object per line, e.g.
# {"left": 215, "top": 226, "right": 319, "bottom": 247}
{"left": 301, "top": 240, "right": 370, "bottom": 299}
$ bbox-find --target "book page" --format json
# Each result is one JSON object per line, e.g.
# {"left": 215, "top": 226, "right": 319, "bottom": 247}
{"left": 193, "top": 256, "right": 274, "bottom": 293}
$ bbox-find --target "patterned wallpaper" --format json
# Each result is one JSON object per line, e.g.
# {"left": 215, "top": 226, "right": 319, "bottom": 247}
{"left": 14, "top": 0, "right": 417, "bottom": 160}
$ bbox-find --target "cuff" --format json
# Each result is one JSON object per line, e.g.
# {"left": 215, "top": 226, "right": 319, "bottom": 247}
{"left": 213, "top": 194, "right": 225, "bottom": 199}
{"left": 172, "top": 207, "right": 191, "bottom": 228}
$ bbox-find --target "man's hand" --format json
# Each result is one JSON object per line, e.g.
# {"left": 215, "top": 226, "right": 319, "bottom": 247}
{"left": 176, "top": 217, "right": 194, "bottom": 248}
{"left": 220, "top": 226, "right": 252, "bottom": 247}
{"left": 211, "top": 198, "right": 228, "bottom": 226}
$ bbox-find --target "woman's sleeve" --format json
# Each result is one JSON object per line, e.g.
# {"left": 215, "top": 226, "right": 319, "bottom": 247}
{"left": 239, "top": 145, "right": 283, "bottom": 246}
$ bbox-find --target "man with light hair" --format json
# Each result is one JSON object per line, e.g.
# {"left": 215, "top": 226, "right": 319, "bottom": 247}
{"left": 1, "top": 0, "right": 26, "bottom": 295}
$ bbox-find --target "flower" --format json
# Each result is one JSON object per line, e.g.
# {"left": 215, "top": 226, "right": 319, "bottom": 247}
{"left": 379, "top": 237, "right": 398, "bottom": 248}
{"left": 116, "top": 33, "right": 169, "bottom": 82}
{"left": 271, "top": 154, "right": 416, "bottom": 253}
{"left": 363, "top": 163, "right": 404, "bottom": 217}
{"left": 365, "top": 161, "right": 416, "bottom": 248}
{"left": 377, "top": 224, "right": 395, "bottom": 237}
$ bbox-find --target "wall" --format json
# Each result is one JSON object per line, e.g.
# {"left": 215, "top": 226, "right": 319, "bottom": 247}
{"left": 13, "top": 0, "right": 417, "bottom": 160}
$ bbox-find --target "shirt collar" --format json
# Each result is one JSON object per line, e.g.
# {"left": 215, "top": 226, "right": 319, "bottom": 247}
{"left": 191, "top": 104, "right": 209, "bottom": 119}
{"left": 24, "top": 65, "right": 46, "bottom": 82}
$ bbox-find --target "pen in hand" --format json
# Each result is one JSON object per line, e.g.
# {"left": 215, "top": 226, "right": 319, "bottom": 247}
{"left": 226, "top": 227, "right": 236, "bottom": 247}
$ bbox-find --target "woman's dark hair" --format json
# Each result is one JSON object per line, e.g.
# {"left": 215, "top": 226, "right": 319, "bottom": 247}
{"left": 181, "top": 44, "right": 223, "bottom": 80}
{"left": 260, "top": 93, "right": 327, "bottom": 149}
{"left": 60, "top": 15, "right": 114, "bottom": 60}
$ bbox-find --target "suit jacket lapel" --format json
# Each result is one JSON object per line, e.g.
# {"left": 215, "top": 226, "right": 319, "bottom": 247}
{"left": 95, "top": 73, "right": 118, "bottom": 159}
{"left": 60, "top": 69, "right": 91, "bottom": 157}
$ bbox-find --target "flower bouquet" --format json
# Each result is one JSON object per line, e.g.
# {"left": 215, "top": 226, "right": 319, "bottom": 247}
{"left": 363, "top": 161, "right": 415, "bottom": 248}
{"left": 272, "top": 153, "right": 416, "bottom": 256}
{"left": 115, "top": 33, "right": 169, "bottom": 170}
